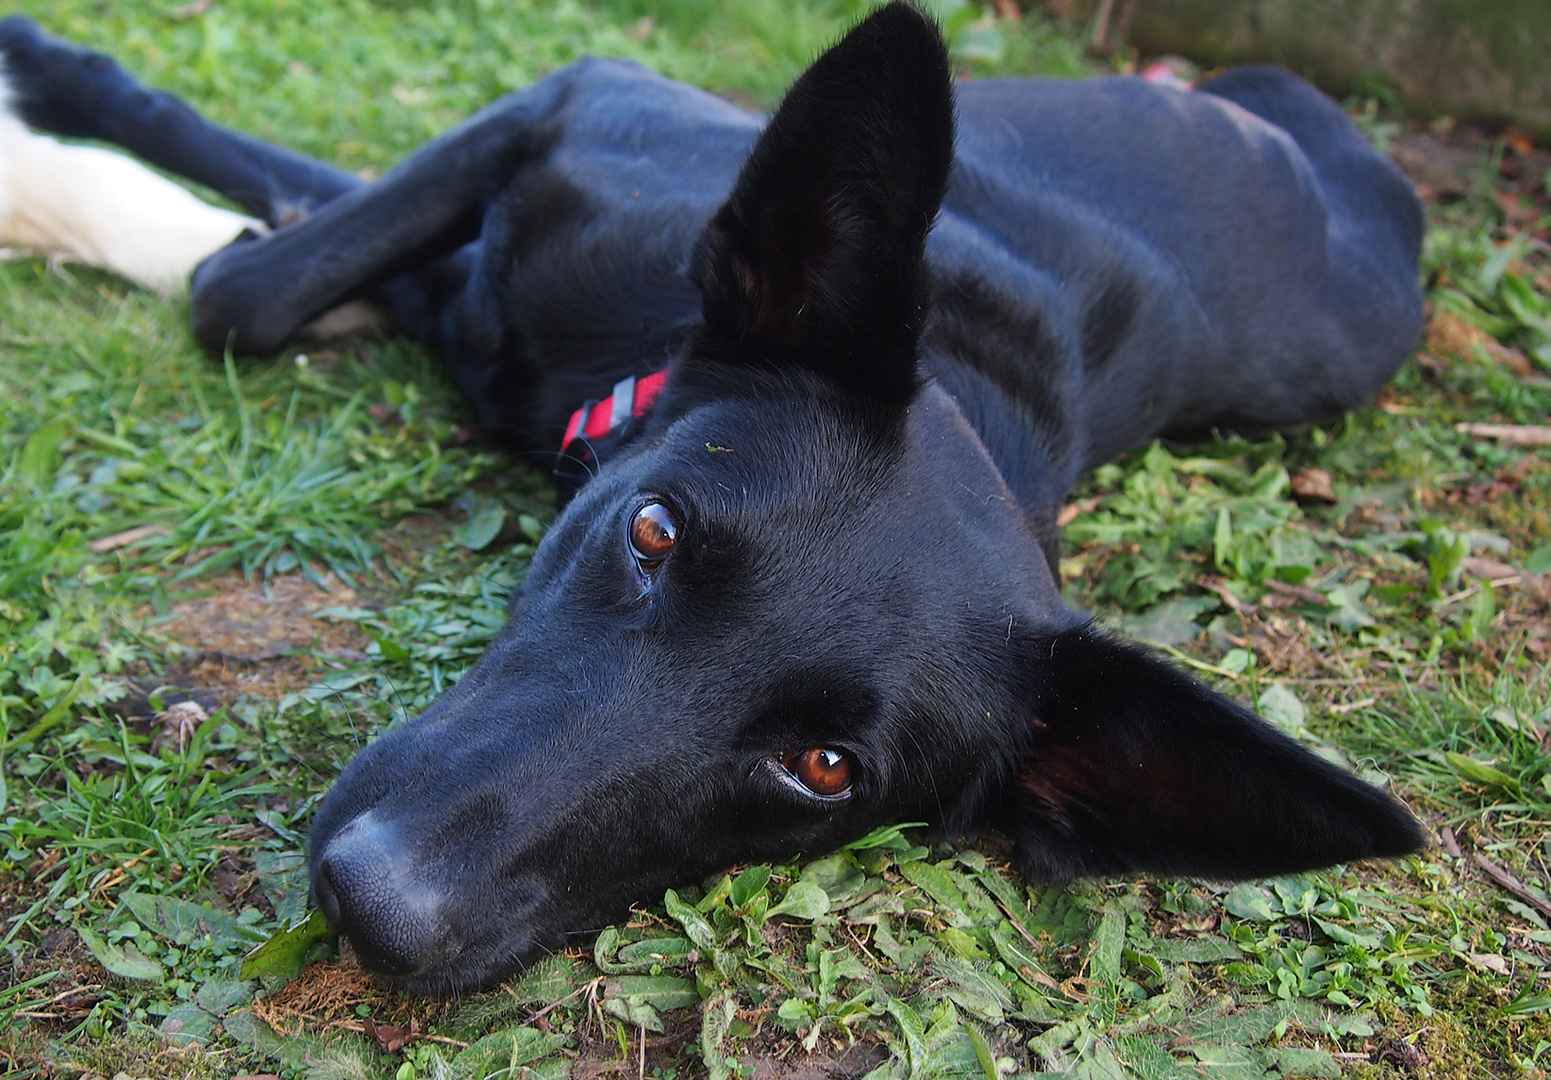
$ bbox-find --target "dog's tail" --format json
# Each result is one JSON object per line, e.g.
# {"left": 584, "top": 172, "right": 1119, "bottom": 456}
{"left": 0, "top": 50, "right": 263, "bottom": 296}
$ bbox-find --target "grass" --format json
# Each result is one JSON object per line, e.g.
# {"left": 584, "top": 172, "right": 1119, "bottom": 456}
{"left": 1, "top": 1, "right": 1549, "bottom": 1077}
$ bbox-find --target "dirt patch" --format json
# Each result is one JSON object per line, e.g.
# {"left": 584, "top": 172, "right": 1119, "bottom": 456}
{"left": 158, "top": 570, "right": 368, "bottom": 660}
{"left": 1, "top": 916, "right": 110, "bottom": 1074}
{"left": 740, "top": 1035, "right": 890, "bottom": 1080}
{"left": 379, "top": 513, "right": 454, "bottom": 569}
{"left": 1421, "top": 310, "right": 1534, "bottom": 376}
{"left": 1391, "top": 129, "right": 1490, "bottom": 200}
{"left": 564, "top": 1006, "right": 889, "bottom": 1080}
{"left": 147, "top": 571, "right": 374, "bottom": 701}
{"left": 1391, "top": 121, "right": 1551, "bottom": 232}
{"left": 3, "top": 925, "right": 103, "bottom": 1025}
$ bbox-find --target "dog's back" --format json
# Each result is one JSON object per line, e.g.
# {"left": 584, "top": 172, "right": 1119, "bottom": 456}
{"left": 929, "top": 68, "right": 1422, "bottom": 474}
{"left": 435, "top": 61, "right": 1421, "bottom": 530}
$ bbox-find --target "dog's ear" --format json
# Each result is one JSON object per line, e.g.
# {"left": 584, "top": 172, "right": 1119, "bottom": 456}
{"left": 993, "top": 625, "right": 1425, "bottom": 881}
{"left": 688, "top": 2, "right": 952, "bottom": 409}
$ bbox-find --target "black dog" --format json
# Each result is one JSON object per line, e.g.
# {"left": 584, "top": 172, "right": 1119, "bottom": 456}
{"left": 0, "top": 4, "right": 1426, "bottom": 994}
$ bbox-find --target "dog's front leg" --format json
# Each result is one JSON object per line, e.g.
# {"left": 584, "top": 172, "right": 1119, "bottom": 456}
{"left": 186, "top": 84, "right": 573, "bottom": 357}
{"left": 0, "top": 14, "right": 566, "bottom": 357}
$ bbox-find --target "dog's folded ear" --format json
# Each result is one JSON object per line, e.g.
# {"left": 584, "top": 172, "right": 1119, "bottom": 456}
{"left": 688, "top": 1, "right": 952, "bottom": 409}
{"left": 990, "top": 625, "right": 1426, "bottom": 882}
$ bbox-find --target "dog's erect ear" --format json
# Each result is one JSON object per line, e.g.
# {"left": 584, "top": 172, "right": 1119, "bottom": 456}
{"left": 688, "top": 2, "right": 953, "bottom": 409}
{"left": 992, "top": 626, "right": 1425, "bottom": 882}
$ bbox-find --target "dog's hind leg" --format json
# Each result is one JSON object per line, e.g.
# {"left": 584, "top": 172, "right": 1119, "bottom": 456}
{"left": 1193, "top": 65, "right": 1425, "bottom": 420}
{"left": 0, "top": 16, "right": 545, "bottom": 356}
{"left": 0, "top": 101, "right": 262, "bottom": 295}
{"left": 0, "top": 15, "right": 357, "bottom": 224}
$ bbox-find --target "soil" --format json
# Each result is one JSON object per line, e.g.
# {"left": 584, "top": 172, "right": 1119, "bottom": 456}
{"left": 1388, "top": 117, "right": 1551, "bottom": 237}
{"left": 136, "top": 570, "right": 374, "bottom": 705}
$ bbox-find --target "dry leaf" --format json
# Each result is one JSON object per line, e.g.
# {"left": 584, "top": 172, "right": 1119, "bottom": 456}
{"left": 1459, "top": 557, "right": 1517, "bottom": 582}
{"left": 1057, "top": 496, "right": 1101, "bottom": 527}
{"left": 1374, "top": 1038, "right": 1428, "bottom": 1074}
{"left": 1466, "top": 952, "right": 1509, "bottom": 975}
{"left": 1289, "top": 467, "right": 1335, "bottom": 503}
{"left": 1425, "top": 312, "right": 1533, "bottom": 375}
{"left": 152, "top": 700, "right": 209, "bottom": 754}
{"left": 365, "top": 1016, "right": 419, "bottom": 1054}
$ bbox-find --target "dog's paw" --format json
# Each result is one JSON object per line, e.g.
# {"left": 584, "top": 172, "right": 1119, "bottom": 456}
{"left": 0, "top": 15, "right": 126, "bottom": 139}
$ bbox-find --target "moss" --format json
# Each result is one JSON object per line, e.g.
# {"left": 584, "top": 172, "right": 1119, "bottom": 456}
{"left": 45, "top": 1024, "right": 234, "bottom": 1080}
{"left": 1360, "top": 998, "right": 1478, "bottom": 1080}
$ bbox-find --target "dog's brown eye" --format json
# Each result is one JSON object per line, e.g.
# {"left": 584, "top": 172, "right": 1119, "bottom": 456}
{"left": 785, "top": 747, "right": 853, "bottom": 797}
{"left": 630, "top": 501, "right": 679, "bottom": 565}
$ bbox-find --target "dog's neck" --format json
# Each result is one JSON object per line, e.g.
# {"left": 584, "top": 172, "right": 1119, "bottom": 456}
{"left": 921, "top": 346, "right": 1085, "bottom": 575}
{"left": 554, "top": 370, "right": 670, "bottom": 504}
{"left": 548, "top": 348, "right": 1080, "bottom": 579}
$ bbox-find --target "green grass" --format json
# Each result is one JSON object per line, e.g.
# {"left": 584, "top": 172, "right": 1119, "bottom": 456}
{"left": 2, "top": 1, "right": 1550, "bottom": 1078}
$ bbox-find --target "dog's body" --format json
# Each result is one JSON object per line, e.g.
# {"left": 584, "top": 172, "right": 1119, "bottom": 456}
{"left": 2, "top": 6, "right": 1426, "bottom": 994}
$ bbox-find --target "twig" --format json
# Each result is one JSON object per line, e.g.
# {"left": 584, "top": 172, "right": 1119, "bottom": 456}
{"left": 21, "top": 984, "right": 102, "bottom": 1013}
{"left": 1440, "top": 827, "right": 1463, "bottom": 859}
{"left": 335, "top": 1019, "right": 468, "bottom": 1049}
{"left": 1056, "top": 497, "right": 1101, "bottom": 527}
{"left": 995, "top": 900, "right": 1043, "bottom": 951}
{"left": 1328, "top": 697, "right": 1376, "bottom": 714}
{"left": 1262, "top": 578, "right": 1328, "bottom": 606}
{"left": 1201, "top": 578, "right": 1256, "bottom": 615}
{"left": 1156, "top": 644, "right": 1244, "bottom": 680}
{"left": 506, "top": 977, "right": 598, "bottom": 1025}
{"left": 89, "top": 524, "right": 170, "bottom": 553}
{"left": 1473, "top": 853, "right": 1551, "bottom": 922}
{"left": 845, "top": 923, "right": 881, "bottom": 967}
{"left": 1436, "top": 583, "right": 1480, "bottom": 607}
{"left": 1455, "top": 423, "right": 1551, "bottom": 447}
{"left": 1089, "top": 0, "right": 1115, "bottom": 52}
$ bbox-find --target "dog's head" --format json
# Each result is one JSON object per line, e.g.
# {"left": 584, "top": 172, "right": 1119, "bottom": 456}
{"left": 307, "top": 2, "right": 1423, "bottom": 993}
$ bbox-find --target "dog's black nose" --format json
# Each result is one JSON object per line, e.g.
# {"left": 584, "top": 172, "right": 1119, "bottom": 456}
{"left": 314, "top": 812, "right": 449, "bottom": 977}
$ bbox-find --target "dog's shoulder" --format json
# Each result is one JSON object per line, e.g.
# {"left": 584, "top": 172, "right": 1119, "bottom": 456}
{"left": 538, "top": 55, "right": 760, "bottom": 166}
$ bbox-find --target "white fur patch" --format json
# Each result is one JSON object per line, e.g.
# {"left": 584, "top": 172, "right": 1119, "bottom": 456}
{"left": 0, "top": 69, "right": 15, "bottom": 235}
{"left": 0, "top": 65, "right": 264, "bottom": 295}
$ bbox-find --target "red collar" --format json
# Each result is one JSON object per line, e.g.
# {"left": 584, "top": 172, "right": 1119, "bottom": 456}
{"left": 561, "top": 371, "right": 669, "bottom": 449}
